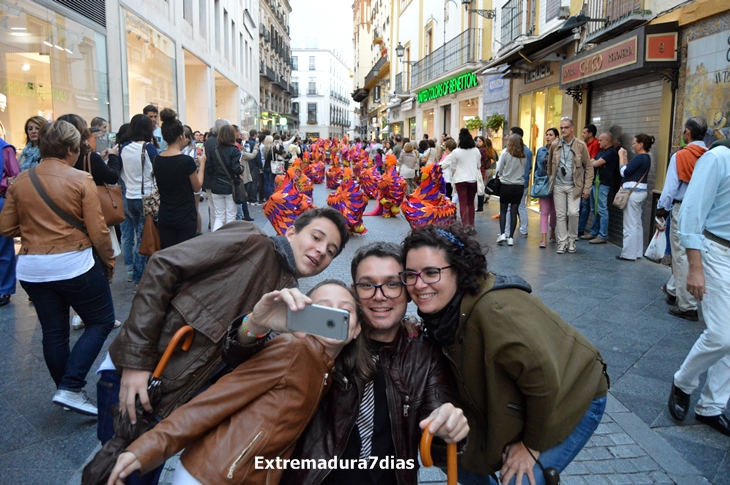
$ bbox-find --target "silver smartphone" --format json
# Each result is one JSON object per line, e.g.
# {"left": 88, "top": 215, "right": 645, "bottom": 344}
{"left": 286, "top": 304, "right": 350, "bottom": 341}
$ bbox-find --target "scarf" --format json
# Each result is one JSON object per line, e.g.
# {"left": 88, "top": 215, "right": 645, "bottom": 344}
{"left": 418, "top": 292, "right": 463, "bottom": 347}
{"left": 676, "top": 144, "right": 708, "bottom": 183}
{"left": 20, "top": 143, "right": 41, "bottom": 172}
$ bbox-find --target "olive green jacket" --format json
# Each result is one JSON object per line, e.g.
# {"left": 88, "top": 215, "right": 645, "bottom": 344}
{"left": 439, "top": 274, "right": 608, "bottom": 475}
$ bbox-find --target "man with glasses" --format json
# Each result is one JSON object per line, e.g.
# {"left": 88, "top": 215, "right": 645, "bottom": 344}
{"left": 223, "top": 242, "right": 468, "bottom": 485}
{"left": 547, "top": 118, "right": 593, "bottom": 254}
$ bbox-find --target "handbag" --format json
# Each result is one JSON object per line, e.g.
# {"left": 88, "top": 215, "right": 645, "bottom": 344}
{"left": 139, "top": 213, "right": 161, "bottom": 256}
{"left": 530, "top": 174, "right": 551, "bottom": 198}
{"left": 83, "top": 154, "right": 125, "bottom": 226}
{"left": 215, "top": 148, "right": 247, "bottom": 204}
{"left": 486, "top": 174, "right": 501, "bottom": 197}
{"left": 476, "top": 170, "right": 485, "bottom": 197}
{"left": 140, "top": 144, "right": 160, "bottom": 219}
{"left": 613, "top": 170, "right": 647, "bottom": 210}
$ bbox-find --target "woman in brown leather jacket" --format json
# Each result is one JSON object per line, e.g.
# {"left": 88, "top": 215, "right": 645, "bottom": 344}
{"left": 0, "top": 120, "right": 116, "bottom": 416}
{"left": 108, "top": 281, "right": 372, "bottom": 485}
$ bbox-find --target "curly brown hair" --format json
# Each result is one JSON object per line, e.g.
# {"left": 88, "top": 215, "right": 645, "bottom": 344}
{"left": 401, "top": 223, "right": 488, "bottom": 296}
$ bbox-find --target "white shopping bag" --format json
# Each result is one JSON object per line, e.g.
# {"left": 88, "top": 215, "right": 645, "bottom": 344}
{"left": 644, "top": 229, "right": 666, "bottom": 261}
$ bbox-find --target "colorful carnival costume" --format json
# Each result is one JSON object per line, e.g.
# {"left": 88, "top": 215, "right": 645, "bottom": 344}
{"left": 359, "top": 162, "right": 381, "bottom": 200}
{"left": 327, "top": 168, "right": 367, "bottom": 234}
{"left": 326, "top": 160, "right": 343, "bottom": 190}
{"left": 264, "top": 167, "right": 315, "bottom": 235}
{"left": 365, "top": 155, "right": 406, "bottom": 218}
{"left": 401, "top": 162, "right": 457, "bottom": 228}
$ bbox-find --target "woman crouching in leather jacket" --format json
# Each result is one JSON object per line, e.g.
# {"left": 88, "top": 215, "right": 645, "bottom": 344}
{"left": 108, "top": 280, "right": 373, "bottom": 485}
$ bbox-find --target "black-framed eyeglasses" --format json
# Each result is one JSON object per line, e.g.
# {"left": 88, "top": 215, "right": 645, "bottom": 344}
{"left": 399, "top": 266, "right": 452, "bottom": 286}
{"left": 354, "top": 281, "right": 404, "bottom": 300}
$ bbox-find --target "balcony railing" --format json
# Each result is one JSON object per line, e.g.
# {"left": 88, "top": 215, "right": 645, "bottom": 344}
{"left": 584, "top": 0, "right": 652, "bottom": 40}
{"left": 394, "top": 73, "right": 403, "bottom": 94}
{"left": 364, "top": 55, "right": 387, "bottom": 88}
{"left": 411, "top": 29, "right": 480, "bottom": 89}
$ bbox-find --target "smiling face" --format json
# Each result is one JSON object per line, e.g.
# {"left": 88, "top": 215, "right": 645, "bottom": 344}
{"left": 286, "top": 217, "right": 342, "bottom": 278}
{"left": 309, "top": 284, "right": 361, "bottom": 353}
{"left": 404, "top": 246, "right": 458, "bottom": 315}
{"left": 26, "top": 121, "right": 41, "bottom": 144}
{"left": 354, "top": 256, "right": 407, "bottom": 342}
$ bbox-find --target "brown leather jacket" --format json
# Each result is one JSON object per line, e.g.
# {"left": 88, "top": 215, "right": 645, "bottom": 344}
{"left": 223, "top": 326, "right": 458, "bottom": 485}
{"left": 109, "top": 223, "right": 297, "bottom": 417}
{"left": 0, "top": 158, "right": 114, "bottom": 269}
{"left": 128, "top": 334, "right": 335, "bottom": 485}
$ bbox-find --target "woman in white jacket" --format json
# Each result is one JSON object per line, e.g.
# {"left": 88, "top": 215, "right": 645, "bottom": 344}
{"left": 441, "top": 128, "right": 481, "bottom": 233}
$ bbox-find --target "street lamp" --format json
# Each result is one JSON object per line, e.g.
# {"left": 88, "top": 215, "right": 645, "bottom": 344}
{"left": 395, "top": 42, "right": 418, "bottom": 65}
{"left": 461, "top": 0, "right": 496, "bottom": 19}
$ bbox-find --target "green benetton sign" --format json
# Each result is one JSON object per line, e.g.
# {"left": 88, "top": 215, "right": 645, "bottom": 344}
{"left": 417, "top": 72, "right": 479, "bottom": 103}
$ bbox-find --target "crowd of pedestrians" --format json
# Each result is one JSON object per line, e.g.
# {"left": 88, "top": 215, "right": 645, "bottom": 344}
{"left": 0, "top": 108, "right": 728, "bottom": 485}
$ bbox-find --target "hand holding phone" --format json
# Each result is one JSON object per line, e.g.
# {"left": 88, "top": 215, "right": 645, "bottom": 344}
{"left": 286, "top": 304, "right": 350, "bottom": 341}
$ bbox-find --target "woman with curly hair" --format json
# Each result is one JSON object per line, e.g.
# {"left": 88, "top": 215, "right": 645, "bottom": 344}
{"left": 401, "top": 224, "right": 609, "bottom": 485}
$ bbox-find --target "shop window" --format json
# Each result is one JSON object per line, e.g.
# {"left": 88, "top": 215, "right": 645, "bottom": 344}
{"left": 0, "top": 4, "right": 109, "bottom": 146}
{"left": 124, "top": 9, "right": 176, "bottom": 118}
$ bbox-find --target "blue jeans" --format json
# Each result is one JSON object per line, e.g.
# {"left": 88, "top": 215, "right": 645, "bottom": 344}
{"left": 125, "top": 197, "right": 148, "bottom": 283}
{"left": 20, "top": 254, "right": 115, "bottom": 391}
{"left": 235, "top": 201, "right": 251, "bottom": 220}
{"left": 263, "top": 168, "right": 275, "bottom": 200}
{"left": 578, "top": 189, "right": 592, "bottom": 234}
{"left": 590, "top": 185, "right": 610, "bottom": 239}
{"left": 97, "top": 370, "right": 164, "bottom": 485}
{"left": 120, "top": 181, "right": 134, "bottom": 272}
{"left": 457, "top": 396, "right": 607, "bottom": 485}
{"left": 248, "top": 163, "right": 260, "bottom": 203}
{"left": 0, "top": 197, "right": 17, "bottom": 295}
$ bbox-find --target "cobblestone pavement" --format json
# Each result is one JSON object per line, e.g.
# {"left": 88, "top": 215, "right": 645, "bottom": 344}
{"left": 0, "top": 182, "right": 727, "bottom": 484}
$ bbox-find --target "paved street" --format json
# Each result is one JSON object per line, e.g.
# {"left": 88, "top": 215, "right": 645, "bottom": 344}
{"left": 1, "top": 182, "right": 728, "bottom": 485}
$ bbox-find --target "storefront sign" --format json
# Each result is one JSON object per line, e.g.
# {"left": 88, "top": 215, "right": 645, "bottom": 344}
{"left": 488, "top": 77, "right": 505, "bottom": 93}
{"left": 524, "top": 63, "right": 552, "bottom": 84}
{"left": 646, "top": 33, "right": 678, "bottom": 61}
{"left": 417, "top": 72, "right": 479, "bottom": 103}
{"left": 561, "top": 37, "right": 638, "bottom": 84}
{"left": 401, "top": 99, "right": 413, "bottom": 111}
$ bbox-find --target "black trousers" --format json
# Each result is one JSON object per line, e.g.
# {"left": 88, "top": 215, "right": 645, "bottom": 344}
{"left": 157, "top": 219, "right": 197, "bottom": 249}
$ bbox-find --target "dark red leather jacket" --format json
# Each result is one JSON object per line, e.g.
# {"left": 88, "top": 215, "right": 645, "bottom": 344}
{"left": 223, "top": 326, "right": 457, "bottom": 485}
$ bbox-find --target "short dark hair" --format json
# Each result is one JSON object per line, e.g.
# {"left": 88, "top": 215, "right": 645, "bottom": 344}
{"left": 584, "top": 124, "right": 597, "bottom": 137}
{"left": 546, "top": 127, "right": 559, "bottom": 138}
{"left": 684, "top": 117, "right": 708, "bottom": 142}
{"left": 292, "top": 207, "right": 350, "bottom": 256}
{"left": 402, "top": 223, "right": 488, "bottom": 296}
{"left": 509, "top": 126, "right": 524, "bottom": 137}
{"left": 457, "top": 128, "right": 476, "bottom": 149}
{"left": 418, "top": 140, "right": 430, "bottom": 152}
{"left": 193, "top": 130, "right": 201, "bottom": 136}
{"left": 395, "top": 134, "right": 402, "bottom": 142}
{"left": 635, "top": 133, "right": 655, "bottom": 152}
{"left": 428, "top": 139, "right": 436, "bottom": 148}
{"left": 423, "top": 134, "right": 429, "bottom": 140}
{"left": 249, "top": 129, "right": 258, "bottom": 137}
{"left": 129, "top": 114, "right": 154, "bottom": 142}
{"left": 159, "top": 108, "right": 184, "bottom": 145}
{"left": 350, "top": 242, "right": 402, "bottom": 282}
{"left": 143, "top": 104, "right": 158, "bottom": 115}
{"left": 90, "top": 117, "right": 107, "bottom": 129}
{"left": 217, "top": 125, "right": 237, "bottom": 146}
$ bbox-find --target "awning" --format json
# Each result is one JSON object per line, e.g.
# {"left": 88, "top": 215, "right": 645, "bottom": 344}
{"left": 351, "top": 88, "right": 369, "bottom": 103}
{"left": 480, "top": 15, "right": 589, "bottom": 71}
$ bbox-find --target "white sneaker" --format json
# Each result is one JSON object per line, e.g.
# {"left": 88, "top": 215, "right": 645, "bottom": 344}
{"left": 507, "top": 238, "right": 514, "bottom": 246}
{"left": 114, "top": 320, "right": 122, "bottom": 328}
{"left": 71, "top": 315, "right": 84, "bottom": 330}
{"left": 496, "top": 234, "right": 507, "bottom": 245}
{"left": 52, "top": 389, "right": 97, "bottom": 416}
{"left": 568, "top": 241, "right": 577, "bottom": 253}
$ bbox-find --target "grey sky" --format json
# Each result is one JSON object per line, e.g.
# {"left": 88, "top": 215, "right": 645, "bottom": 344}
{"left": 288, "top": 0, "right": 354, "bottom": 68}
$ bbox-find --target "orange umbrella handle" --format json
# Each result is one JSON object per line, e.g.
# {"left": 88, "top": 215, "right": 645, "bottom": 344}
{"left": 153, "top": 325, "right": 195, "bottom": 379}
{"left": 420, "top": 420, "right": 458, "bottom": 485}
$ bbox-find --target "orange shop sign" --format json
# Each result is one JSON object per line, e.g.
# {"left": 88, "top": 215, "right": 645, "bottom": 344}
{"left": 561, "top": 37, "right": 638, "bottom": 84}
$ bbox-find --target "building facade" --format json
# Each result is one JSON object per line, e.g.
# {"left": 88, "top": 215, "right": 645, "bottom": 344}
{"left": 0, "top": 0, "right": 261, "bottom": 146}
{"left": 352, "top": 0, "right": 495, "bottom": 141}
{"left": 291, "top": 45, "right": 353, "bottom": 140}
{"left": 258, "top": 0, "right": 296, "bottom": 134}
